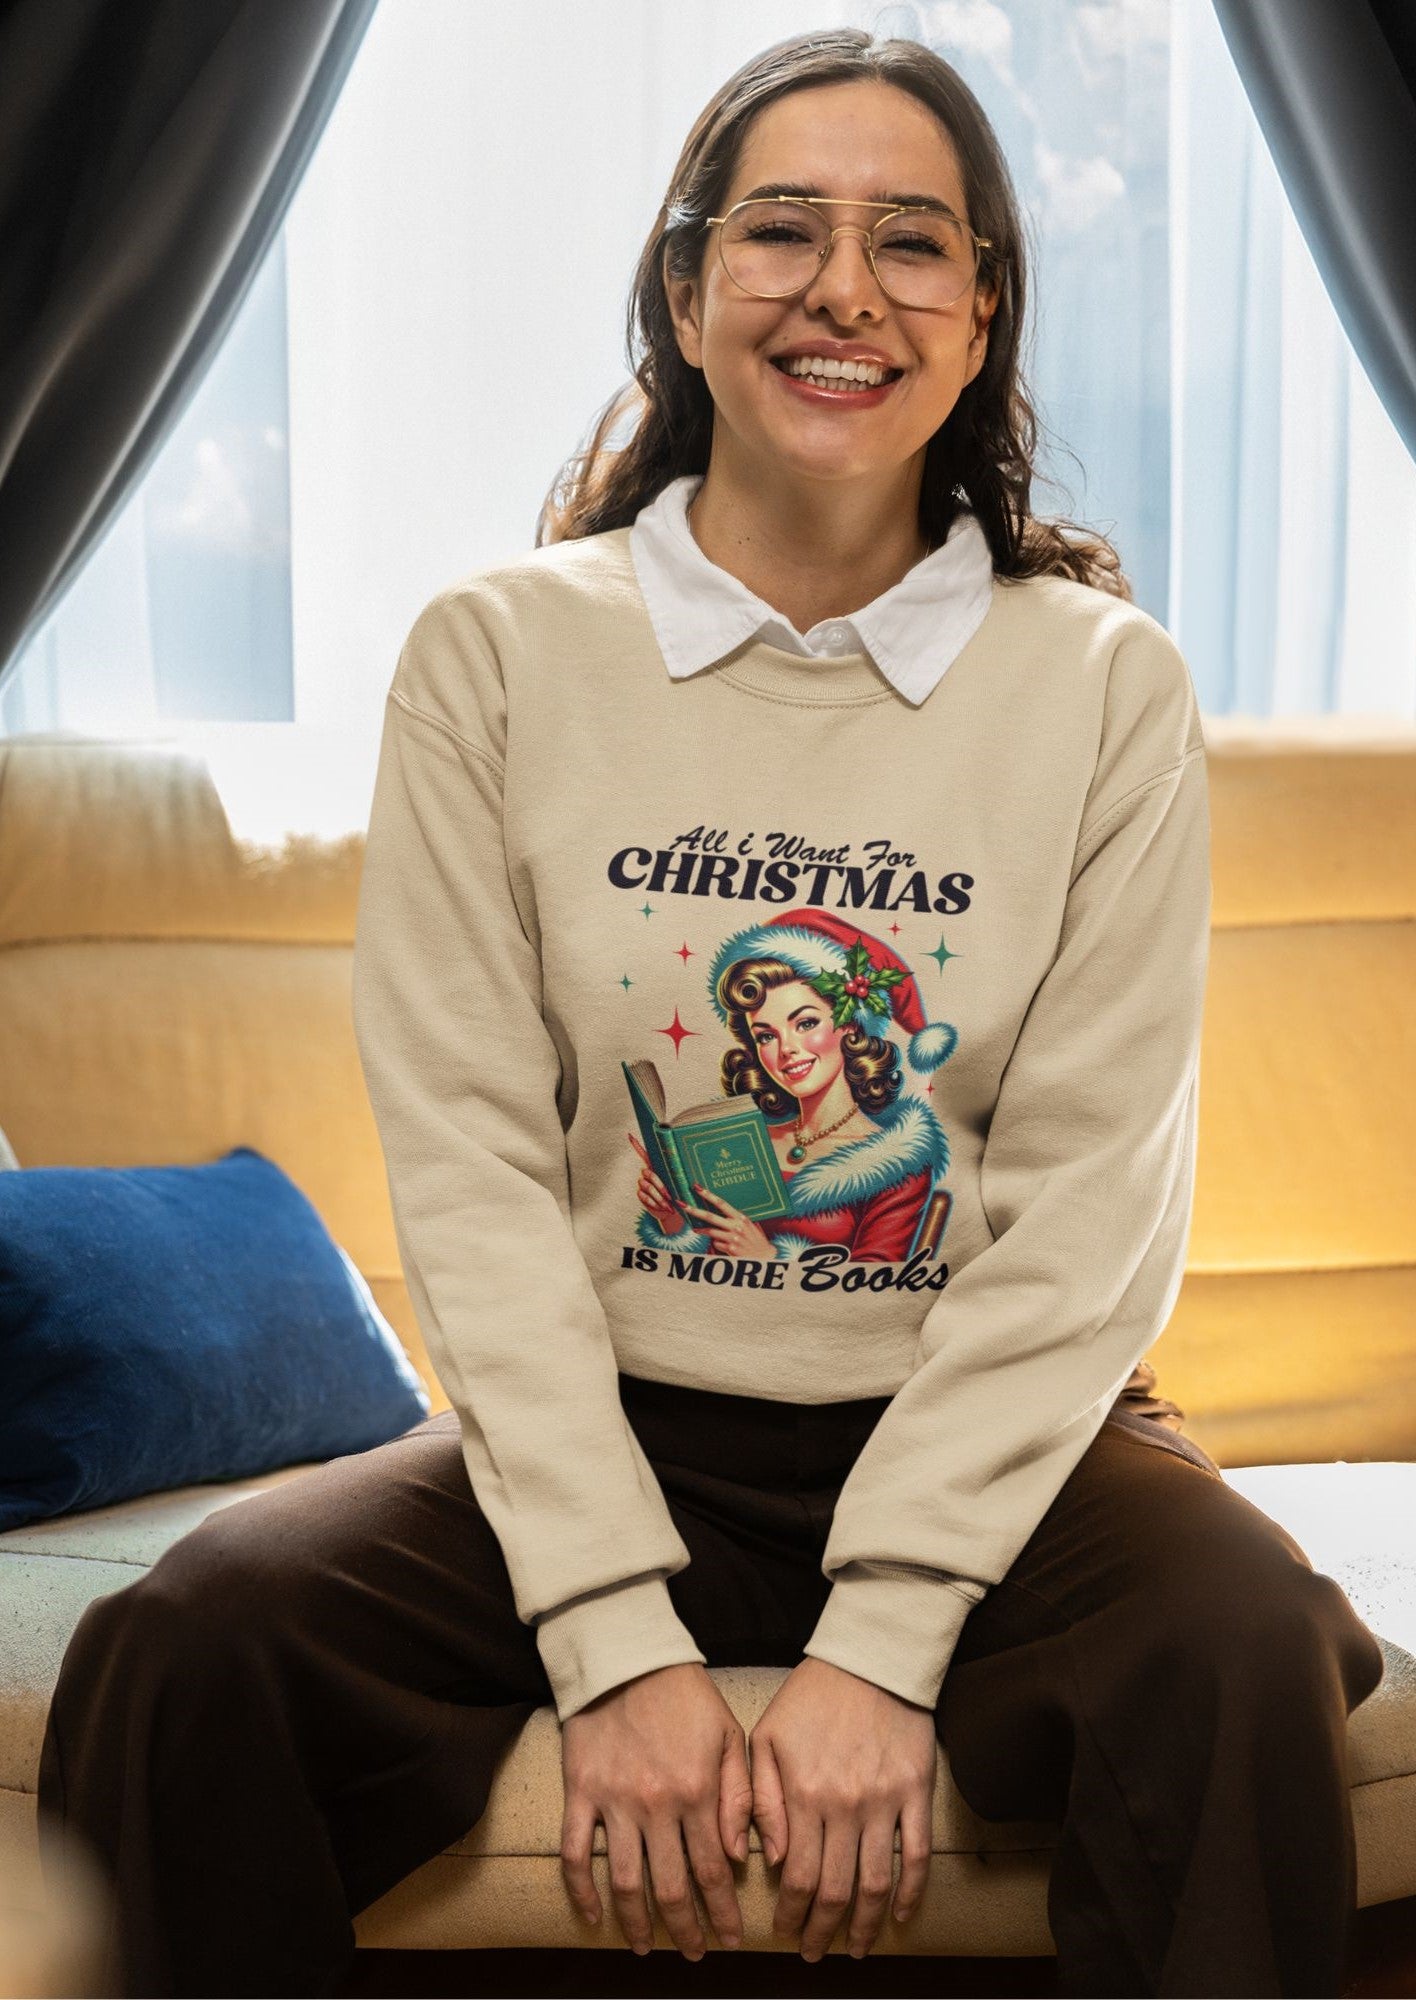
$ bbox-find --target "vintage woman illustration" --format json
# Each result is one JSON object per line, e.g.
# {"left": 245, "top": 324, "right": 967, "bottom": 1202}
{"left": 630, "top": 907, "right": 956, "bottom": 1262}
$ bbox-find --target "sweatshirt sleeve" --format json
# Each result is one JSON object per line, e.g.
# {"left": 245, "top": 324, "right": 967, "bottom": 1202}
{"left": 802, "top": 614, "right": 1211, "bottom": 1711}
{"left": 351, "top": 591, "right": 707, "bottom": 1723}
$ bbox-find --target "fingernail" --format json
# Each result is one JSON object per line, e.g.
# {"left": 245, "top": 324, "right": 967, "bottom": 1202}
{"left": 763, "top": 1838, "right": 778, "bottom": 1865}
{"left": 733, "top": 1832, "right": 748, "bottom": 1860}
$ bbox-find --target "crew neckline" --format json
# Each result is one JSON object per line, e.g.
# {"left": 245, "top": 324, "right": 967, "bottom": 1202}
{"left": 602, "top": 526, "right": 953, "bottom": 707}
{"left": 713, "top": 637, "right": 892, "bottom": 705}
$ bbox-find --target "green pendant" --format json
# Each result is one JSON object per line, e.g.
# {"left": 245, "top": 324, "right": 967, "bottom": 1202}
{"left": 788, "top": 1143, "right": 806, "bottom": 1162}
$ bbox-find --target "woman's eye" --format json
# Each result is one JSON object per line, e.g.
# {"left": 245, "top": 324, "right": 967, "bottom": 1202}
{"left": 879, "top": 233, "right": 948, "bottom": 259}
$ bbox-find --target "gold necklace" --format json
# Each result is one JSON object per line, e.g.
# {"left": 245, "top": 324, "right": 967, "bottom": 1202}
{"left": 787, "top": 1103, "right": 863, "bottom": 1164}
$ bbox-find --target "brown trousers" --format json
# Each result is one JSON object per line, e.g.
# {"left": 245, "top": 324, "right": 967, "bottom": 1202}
{"left": 37, "top": 1369, "right": 1385, "bottom": 2000}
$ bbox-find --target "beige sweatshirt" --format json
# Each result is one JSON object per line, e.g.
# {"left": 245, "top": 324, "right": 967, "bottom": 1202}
{"left": 351, "top": 526, "right": 1210, "bottom": 1724}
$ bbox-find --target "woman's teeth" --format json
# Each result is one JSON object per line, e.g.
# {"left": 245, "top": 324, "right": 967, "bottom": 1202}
{"left": 774, "top": 356, "right": 894, "bottom": 390}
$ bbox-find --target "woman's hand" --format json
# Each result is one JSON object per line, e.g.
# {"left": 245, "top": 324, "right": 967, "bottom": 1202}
{"left": 628, "top": 1132, "right": 688, "bottom": 1233}
{"left": 560, "top": 1662, "right": 751, "bottom": 1960}
{"left": 626, "top": 1138, "right": 776, "bottom": 1257}
{"left": 750, "top": 1657, "right": 937, "bottom": 1960}
{"left": 678, "top": 1182, "right": 776, "bottom": 1259}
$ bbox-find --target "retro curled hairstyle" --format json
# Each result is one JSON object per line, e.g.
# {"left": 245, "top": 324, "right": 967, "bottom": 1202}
{"left": 535, "top": 25, "right": 1128, "bottom": 595}
{"left": 717, "top": 956, "right": 903, "bottom": 1120}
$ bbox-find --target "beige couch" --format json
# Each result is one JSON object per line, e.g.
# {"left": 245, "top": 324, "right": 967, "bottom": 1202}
{"left": 1, "top": 717, "right": 1413, "bottom": 1964}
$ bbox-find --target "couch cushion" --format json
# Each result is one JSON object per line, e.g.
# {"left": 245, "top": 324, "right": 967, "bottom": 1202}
{"left": 1162, "top": 720, "right": 1416, "bottom": 1465}
{"left": 0, "top": 1467, "right": 321, "bottom": 1805}
{"left": 3, "top": 1458, "right": 1413, "bottom": 1956}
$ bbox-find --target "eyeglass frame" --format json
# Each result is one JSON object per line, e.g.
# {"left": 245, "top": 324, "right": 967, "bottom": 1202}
{"left": 703, "top": 194, "right": 993, "bottom": 313}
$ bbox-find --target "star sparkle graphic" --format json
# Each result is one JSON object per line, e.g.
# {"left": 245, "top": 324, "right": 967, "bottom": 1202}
{"left": 926, "top": 935, "right": 961, "bottom": 974}
{"left": 656, "top": 1007, "right": 699, "bottom": 1058}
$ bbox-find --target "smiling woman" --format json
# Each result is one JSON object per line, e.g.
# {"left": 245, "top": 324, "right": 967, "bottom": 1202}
{"left": 36, "top": 23, "right": 1387, "bottom": 2000}
{"left": 540, "top": 39, "right": 1127, "bottom": 615}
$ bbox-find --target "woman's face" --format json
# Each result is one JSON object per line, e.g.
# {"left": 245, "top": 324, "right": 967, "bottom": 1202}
{"left": 748, "top": 978, "right": 847, "bottom": 1098}
{"left": 667, "top": 78, "right": 996, "bottom": 487}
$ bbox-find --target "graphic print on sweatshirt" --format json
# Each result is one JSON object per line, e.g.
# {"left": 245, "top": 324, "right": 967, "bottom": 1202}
{"left": 612, "top": 820, "right": 971, "bottom": 1294}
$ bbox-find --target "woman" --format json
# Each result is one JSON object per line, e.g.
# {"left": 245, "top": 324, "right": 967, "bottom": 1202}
{"left": 39, "top": 28, "right": 1385, "bottom": 1999}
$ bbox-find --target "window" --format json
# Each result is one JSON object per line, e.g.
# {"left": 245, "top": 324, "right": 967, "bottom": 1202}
{"left": 4, "top": 0, "right": 1411, "bottom": 747}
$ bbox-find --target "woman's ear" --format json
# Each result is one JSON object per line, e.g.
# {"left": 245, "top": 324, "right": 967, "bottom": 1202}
{"left": 964, "top": 283, "right": 997, "bottom": 386}
{"left": 664, "top": 249, "right": 705, "bottom": 372}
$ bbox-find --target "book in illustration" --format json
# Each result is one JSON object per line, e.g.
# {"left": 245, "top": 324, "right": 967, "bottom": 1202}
{"left": 623, "top": 1059, "right": 793, "bottom": 1221}
{"left": 629, "top": 906, "right": 957, "bottom": 1265}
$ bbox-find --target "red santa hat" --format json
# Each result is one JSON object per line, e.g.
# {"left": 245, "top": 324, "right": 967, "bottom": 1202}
{"left": 706, "top": 905, "right": 957, "bottom": 1072}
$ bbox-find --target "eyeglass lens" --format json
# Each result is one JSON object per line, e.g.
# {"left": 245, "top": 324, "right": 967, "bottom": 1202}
{"left": 719, "top": 200, "right": 978, "bottom": 309}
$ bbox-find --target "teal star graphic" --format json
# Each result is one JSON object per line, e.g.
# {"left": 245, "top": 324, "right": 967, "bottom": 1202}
{"left": 639, "top": 901, "right": 654, "bottom": 920}
{"left": 619, "top": 974, "right": 633, "bottom": 992}
{"left": 927, "top": 936, "right": 962, "bottom": 974}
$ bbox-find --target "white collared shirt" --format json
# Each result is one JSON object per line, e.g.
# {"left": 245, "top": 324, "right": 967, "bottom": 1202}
{"left": 628, "top": 472, "right": 995, "bottom": 707}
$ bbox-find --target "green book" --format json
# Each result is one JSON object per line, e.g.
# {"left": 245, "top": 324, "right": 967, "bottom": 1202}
{"left": 622, "top": 1058, "right": 793, "bottom": 1223}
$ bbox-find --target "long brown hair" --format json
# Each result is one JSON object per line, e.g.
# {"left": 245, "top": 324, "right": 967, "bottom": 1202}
{"left": 535, "top": 27, "right": 1128, "bottom": 597}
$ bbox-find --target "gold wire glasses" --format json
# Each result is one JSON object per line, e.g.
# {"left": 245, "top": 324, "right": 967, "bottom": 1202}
{"left": 705, "top": 195, "right": 992, "bottom": 311}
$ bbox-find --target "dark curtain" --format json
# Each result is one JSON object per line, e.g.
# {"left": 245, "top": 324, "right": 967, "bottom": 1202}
{"left": 0, "top": 0, "right": 380, "bottom": 697}
{"left": 1211, "top": 0, "right": 1416, "bottom": 463}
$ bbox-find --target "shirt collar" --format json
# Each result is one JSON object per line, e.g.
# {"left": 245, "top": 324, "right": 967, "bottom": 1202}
{"left": 628, "top": 472, "right": 994, "bottom": 707}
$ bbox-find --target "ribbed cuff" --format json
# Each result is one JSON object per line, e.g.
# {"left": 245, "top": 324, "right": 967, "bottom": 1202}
{"left": 534, "top": 1573, "right": 707, "bottom": 1723}
{"left": 801, "top": 1568, "right": 983, "bottom": 1711}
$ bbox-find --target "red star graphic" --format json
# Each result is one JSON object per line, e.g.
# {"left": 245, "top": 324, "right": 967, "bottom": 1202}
{"left": 656, "top": 1007, "right": 699, "bottom": 1058}
{"left": 676, "top": 942, "right": 694, "bottom": 964}
{"left": 889, "top": 921, "right": 902, "bottom": 936}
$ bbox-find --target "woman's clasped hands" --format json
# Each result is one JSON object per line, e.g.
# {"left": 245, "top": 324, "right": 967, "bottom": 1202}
{"left": 560, "top": 1654, "right": 937, "bottom": 1960}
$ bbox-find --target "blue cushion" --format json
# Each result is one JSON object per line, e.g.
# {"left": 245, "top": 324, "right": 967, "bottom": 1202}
{"left": 0, "top": 1146, "right": 431, "bottom": 1530}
